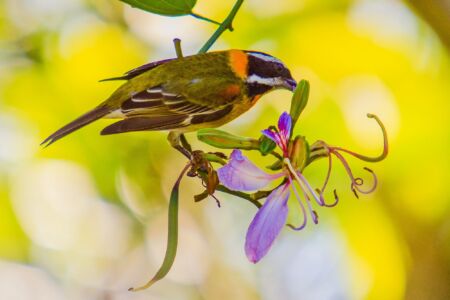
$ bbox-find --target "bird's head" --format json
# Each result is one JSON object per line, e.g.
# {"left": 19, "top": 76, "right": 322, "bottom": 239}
{"left": 244, "top": 51, "right": 296, "bottom": 97}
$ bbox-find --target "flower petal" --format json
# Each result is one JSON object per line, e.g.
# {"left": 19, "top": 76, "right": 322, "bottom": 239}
{"left": 278, "top": 112, "right": 292, "bottom": 141}
{"left": 217, "top": 150, "right": 283, "bottom": 192}
{"left": 245, "top": 184, "right": 290, "bottom": 263}
{"left": 261, "top": 129, "right": 281, "bottom": 146}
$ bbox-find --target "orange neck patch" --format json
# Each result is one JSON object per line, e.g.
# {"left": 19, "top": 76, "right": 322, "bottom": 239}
{"left": 228, "top": 50, "right": 248, "bottom": 79}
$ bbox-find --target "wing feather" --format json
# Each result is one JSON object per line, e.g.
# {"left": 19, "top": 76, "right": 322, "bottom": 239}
{"left": 106, "top": 78, "right": 238, "bottom": 134}
{"left": 101, "top": 105, "right": 233, "bottom": 134}
{"left": 100, "top": 58, "right": 176, "bottom": 82}
{"left": 120, "top": 85, "right": 224, "bottom": 118}
{"left": 101, "top": 115, "right": 188, "bottom": 134}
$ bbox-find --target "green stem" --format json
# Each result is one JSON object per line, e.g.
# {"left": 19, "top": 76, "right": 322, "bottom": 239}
{"left": 198, "top": 0, "right": 244, "bottom": 53}
{"left": 190, "top": 12, "right": 222, "bottom": 26}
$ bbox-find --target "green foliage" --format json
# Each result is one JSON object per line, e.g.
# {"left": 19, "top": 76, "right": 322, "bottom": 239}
{"left": 119, "top": 0, "right": 197, "bottom": 16}
{"left": 259, "top": 135, "right": 277, "bottom": 155}
{"left": 129, "top": 164, "right": 188, "bottom": 291}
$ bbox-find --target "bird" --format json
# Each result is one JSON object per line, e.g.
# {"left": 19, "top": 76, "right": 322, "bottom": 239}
{"left": 41, "top": 49, "right": 297, "bottom": 147}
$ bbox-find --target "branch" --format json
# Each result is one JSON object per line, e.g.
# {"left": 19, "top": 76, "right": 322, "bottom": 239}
{"left": 215, "top": 185, "right": 272, "bottom": 208}
{"left": 198, "top": 0, "right": 244, "bottom": 53}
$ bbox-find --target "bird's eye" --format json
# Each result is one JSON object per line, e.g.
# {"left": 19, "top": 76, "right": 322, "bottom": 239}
{"left": 274, "top": 64, "right": 284, "bottom": 73}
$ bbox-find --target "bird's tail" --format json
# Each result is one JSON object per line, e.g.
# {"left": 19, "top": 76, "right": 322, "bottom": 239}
{"left": 41, "top": 105, "right": 111, "bottom": 146}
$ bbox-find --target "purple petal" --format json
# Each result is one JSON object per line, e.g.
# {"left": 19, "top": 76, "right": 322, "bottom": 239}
{"left": 278, "top": 112, "right": 292, "bottom": 141}
{"left": 261, "top": 129, "right": 281, "bottom": 146}
{"left": 217, "top": 150, "right": 283, "bottom": 192}
{"left": 245, "top": 183, "right": 290, "bottom": 263}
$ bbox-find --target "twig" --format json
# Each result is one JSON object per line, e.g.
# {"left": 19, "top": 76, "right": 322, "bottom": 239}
{"left": 215, "top": 185, "right": 272, "bottom": 208}
{"left": 198, "top": 0, "right": 244, "bottom": 53}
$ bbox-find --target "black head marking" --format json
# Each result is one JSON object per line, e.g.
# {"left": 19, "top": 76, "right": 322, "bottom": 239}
{"left": 245, "top": 51, "right": 296, "bottom": 93}
{"left": 246, "top": 82, "right": 273, "bottom": 98}
{"left": 246, "top": 51, "right": 292, "bottom": 79}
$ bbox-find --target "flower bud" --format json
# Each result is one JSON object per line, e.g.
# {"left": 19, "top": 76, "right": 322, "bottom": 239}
{"left": 289, "top": 80, "right": 309, "bottom": 129}
{"left": 197, "top": 129, "right": 259, "bottom": 150}
{"left": 288, "top": 135, "right": 310, "bottom": 170}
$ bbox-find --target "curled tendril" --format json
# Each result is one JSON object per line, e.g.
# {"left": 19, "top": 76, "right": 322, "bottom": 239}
{"left": 313, "top": 142, "right": 339, "bottom": 207}
{"left": 355, "top": 167, "right": 378, "bottom": 194}
{"left": 331, "top": 150, "right": 378, "bottom": 197}
{"left": 307, "top": 113, "right": 386, "bottom": 202}
{"left": 303, "top": 190, "right": 319, "bottom": 224}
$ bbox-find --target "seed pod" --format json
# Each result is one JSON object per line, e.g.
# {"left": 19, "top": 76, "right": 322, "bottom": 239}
{"left": 288, "top": 135, "right": 310, "bottom": 171}
{"left": 197, "top": 129, "right": 259, "bottom": 150}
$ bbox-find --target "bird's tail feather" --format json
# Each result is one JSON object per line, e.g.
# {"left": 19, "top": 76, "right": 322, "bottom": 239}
{"left": 41, "top": 105, "right": 111, "bottom": 146}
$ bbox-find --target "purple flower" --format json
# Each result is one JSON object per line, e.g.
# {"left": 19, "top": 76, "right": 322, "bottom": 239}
{"left": 218, "top": 112, "right": 312, "bottom": 263}
{"left": 217, "top": 149, "right": 284, "bottom": 192}
{"left": 217, "top": 112, "right": 384, "bottom": 263}
{"left": 245, "top": 183, "right": 290, "bottom": 263}
{"left": 261, "top": 111, "right": 291, "bottom": 157}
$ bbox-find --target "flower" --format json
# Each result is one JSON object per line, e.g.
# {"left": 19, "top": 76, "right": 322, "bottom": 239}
{"left": 218, "top": 112, "right": 310, "bottom": 263}
{"left": 217, "top": 112, "right": 386, "bottom": 263}
{"left": 218, "top": 149, "right": 292, "bottom": 262}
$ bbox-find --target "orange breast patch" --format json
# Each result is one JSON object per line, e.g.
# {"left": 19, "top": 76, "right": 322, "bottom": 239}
{"left": 228, "top": 50, "right": 248, "bottom": 79}
{"left": 220, "top": 84, "right": 241, "bottom": 101}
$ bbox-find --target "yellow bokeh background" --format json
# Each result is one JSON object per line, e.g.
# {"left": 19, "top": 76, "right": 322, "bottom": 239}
{"left": 0, "top": 0, "right": 449, "bottom": 299}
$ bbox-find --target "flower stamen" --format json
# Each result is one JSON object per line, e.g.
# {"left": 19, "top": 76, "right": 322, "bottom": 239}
{"left": 331, "top": 113, "right": 388, "bottom": 162}
{"left": 284, "top": 158, "right": 324, "bottom": 207}
{"left": 300, "top": 186, "right": 318, "bottom": 224}
{"left": 288, "top": 182, "right": 307, "bottom": 230}
{"left": 354, "top": 167, "right": 378, "bottom": 194}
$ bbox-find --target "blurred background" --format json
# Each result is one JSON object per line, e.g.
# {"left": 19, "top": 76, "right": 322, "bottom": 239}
{"left": 0, "top": 0, "right": 449, "bottom": 299}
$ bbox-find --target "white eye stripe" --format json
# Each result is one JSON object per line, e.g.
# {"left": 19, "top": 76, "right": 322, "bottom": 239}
{"left": 246, "top": 74, "right": 284, "bottom": 86}
{"left": 248, "top": 52, "right": 283, "bottom": 65}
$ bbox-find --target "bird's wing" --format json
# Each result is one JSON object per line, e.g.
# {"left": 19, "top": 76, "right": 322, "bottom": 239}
{"left": 101, "top": 85, "right": 234, "bottom": 134}
{"left": 120, "top": 85, "right": 212, "bottom": 115}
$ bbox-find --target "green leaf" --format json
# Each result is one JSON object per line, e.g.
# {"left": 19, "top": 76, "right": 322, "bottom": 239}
{"left": 290, "top": 80, "right": 310, "bottom": 130}
{"left": 119, "top": 0, "right": 197, "bottom": 16}
{"left": 197, "top": 128, "right": 259, "bottom": 150}
{"left": 129, "top": 164, "right": 189, "bottom": 291}
{"left": 259, "top": 135, "right": 277, "bottom": 155}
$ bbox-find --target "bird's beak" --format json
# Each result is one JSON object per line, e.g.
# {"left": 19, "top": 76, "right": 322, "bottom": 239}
{"left": 283, "top": 78, "right": 297, "bottom": 91}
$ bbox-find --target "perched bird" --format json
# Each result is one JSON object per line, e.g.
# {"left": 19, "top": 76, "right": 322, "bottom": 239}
{"left": 42, "top": 49, "right": 296, "bottom": 147}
